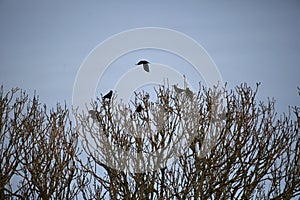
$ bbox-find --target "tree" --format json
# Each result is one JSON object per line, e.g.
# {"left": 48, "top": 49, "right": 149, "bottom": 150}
{"left": 76, "top": 83, "right": 299, "bottom": 199}
{"left": 0, "top": 86, "right": 81, "bottom": 199}
{"left": 1, "top": 83, "right": 299, "bottom": 199}
{"left": 0, "top": 87, "right": 29, "bottom": 199}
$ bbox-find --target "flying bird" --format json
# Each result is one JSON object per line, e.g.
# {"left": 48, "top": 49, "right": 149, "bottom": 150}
{"left": 103, "top": 90, "right": 113, "bottom": 100}
{"left": 173, "top": 85, "right": 185, "bottom": 93}
{"left": 136, "top": 60, "right": 150, "bottom": 72}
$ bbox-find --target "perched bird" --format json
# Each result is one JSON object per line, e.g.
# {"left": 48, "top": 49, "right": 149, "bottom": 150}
{"left": 89, "top": 110, "right": 99, "bottom": 121}
{"left": 136, "top": 60, "right": 150, "bottom": 72}
{"left": 185, "top": 87, "right": 193, "bottom": 99}
{"left": 143, "top": 93, "right": 150, "bottom": 101}
{"left": 173, "top": 85, "right": 185, "bottom": 93}
{"left": 103, "top": 90, "right": 113, "bottom": 100}
{"left": 211, "top": 112, "right": 227, "bottom": 123}
{"left": 135, "top": 104, "right": 143, "bottom": 113}
{"left": 218, "top": 112, "right": 227, "bottom": 120}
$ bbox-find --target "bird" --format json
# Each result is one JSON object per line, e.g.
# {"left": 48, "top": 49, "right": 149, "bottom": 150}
{"left": 136, "top": 60, "right": 150, "bottom": 72}
{"left": 185, "top": 87, "right": 193, "bottom": 99}
{"left": 143, "top": 93, "right": 150, "bottom": 101}
{"left": 218, "top": 112, "right": 227, "bottom": 120}
{"left": 103, "top": 90, "right": 113, "bottom": 100}
{"left": 135, "top": 104, "right": 143, "bottom": 113}
{"left": 88, "top": 110, "right": 99, "bottom": 121}
{"left": 173, "top": 85, "right": 185, "bottom": 93}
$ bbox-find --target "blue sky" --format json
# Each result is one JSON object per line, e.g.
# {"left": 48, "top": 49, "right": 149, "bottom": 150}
{"left": 0, "top": 0, "right": 299, "bottom": 113}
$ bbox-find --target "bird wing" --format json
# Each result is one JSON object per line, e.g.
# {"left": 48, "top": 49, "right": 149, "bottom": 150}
{"left": 143, "top": 64, "right": 150, "bottom": 72}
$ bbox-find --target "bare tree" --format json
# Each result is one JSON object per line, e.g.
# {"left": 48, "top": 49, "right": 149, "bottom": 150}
{"left": 18, "top": 100, "right": 80, "bottom": 199}
{"left": 76, "top": 83, "right": 299, "bottom": 199}
{"left": 1, "top": 83, "right": 299, "bottom": 199}
{"left": 0, "top": 86, "right": 81, "bottom": 199}
{"left": 0, "top": 87, "right": 30, "bottom": 199}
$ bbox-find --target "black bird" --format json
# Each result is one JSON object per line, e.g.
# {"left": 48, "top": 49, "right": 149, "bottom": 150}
{"left": 103, "top": 90, "right": 113, "bottom": 100}
{"left": 136, "top": 60, "right": 150, "bottom": 72}
{"left": 135, "top": 104, "right": 143, "bottom": 113}
{"left": 173, "top": 85, "right": 185, "bottom": 93}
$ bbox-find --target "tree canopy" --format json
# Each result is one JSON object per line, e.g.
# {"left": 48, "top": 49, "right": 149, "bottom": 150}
{"left": 0, "top": 84, "right": 299, "bottom": 199}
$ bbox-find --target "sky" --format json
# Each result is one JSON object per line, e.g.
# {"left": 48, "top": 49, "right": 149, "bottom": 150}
{"left": 0, "top": 0, "right": 300, "bottom": 114}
